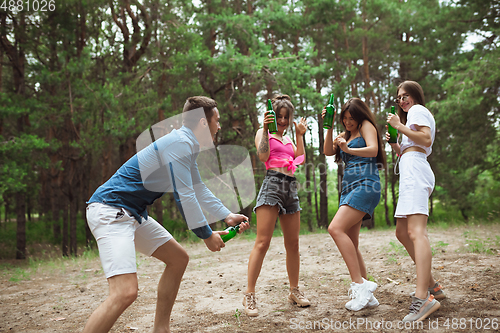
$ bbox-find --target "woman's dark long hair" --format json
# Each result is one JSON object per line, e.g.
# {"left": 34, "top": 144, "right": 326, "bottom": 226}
{"left": 396, "top": 80, "right": 426, "bottom": 125}
{"left": 334, "top": 98, "right": 387, "bottom": 170}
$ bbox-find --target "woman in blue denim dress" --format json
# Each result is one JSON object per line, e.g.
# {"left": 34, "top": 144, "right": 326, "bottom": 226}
{"left": 322, "top": 98, "right": 386, "bottom": 311}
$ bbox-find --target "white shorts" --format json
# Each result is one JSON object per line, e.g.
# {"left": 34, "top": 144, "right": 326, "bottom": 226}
{"left": 395, "top": 152, "right": 435, "bottom": 218}
{"left": 86, "top": 202, "right": 173, "bottom": 278}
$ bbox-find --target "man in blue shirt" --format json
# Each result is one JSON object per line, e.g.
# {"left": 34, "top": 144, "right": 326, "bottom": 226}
{"left": 83, "top": 96, "right": 250, "bottom": 333}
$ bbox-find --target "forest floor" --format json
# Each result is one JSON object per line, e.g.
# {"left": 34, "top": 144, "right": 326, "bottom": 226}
{"left": 1, "top": 223, "right": 500, "bottom": 333}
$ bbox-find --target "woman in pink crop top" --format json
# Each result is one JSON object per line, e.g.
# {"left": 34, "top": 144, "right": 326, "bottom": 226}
{"left": 243, "top": 95, "right": 309, "bottom": 316}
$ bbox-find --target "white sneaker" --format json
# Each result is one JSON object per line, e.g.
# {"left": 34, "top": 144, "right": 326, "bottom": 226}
{"left": 345, "top": 279, "right": 378, "bottom": 311}
{"left": 367, "top": 294, "right": 379, "bottom": 307}
{"left": 362, "top": 278, "right": 377, "bottom": 292}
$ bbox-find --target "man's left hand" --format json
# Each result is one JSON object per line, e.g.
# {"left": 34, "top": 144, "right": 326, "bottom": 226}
{"left": 225, "top": 213, "right": 250, "bottom": 233}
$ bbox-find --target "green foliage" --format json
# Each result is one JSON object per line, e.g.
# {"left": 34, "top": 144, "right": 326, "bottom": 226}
{"left": 430, "top": 5, "right": 500, "bottom": 219}
{"left": 0, "top": 133, "right": 50, "bottom": 196}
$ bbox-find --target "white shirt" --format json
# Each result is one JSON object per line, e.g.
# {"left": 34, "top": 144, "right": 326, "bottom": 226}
{"left": 399, "top": 104, "right": 435, "bottom": 156}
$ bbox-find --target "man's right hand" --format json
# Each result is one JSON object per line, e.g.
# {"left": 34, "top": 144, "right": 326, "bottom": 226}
{"left": 203, "top": 232, "right": 226, "bottom": 252}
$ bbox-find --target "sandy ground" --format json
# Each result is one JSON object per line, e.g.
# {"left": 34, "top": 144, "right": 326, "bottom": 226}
{"left": 1, "top": 224, "right": 499, "bottom": 333}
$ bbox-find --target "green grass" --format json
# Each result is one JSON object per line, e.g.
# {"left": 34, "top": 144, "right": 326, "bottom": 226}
{"left": 9, "top": 267, "right": 32, "bottom": 282}
{"left": 0, "top": 245, "right": 101, "bottom": 283}
{"left": 366, "top": 274, "right": 376, "bottom": 283}
{"left": 381, "top": 240, "right": 408, "bottom": 264}
{"left": 385, "top": 240, "right": 408, "bottom": 256}
{"left": 385, "top": 255, "right": 398, "bottom": 265}
{"left": 233, "top": 308, "right": 242, "bottom": 327}
{"left": 461, "top": 231, "right": 499, "bottom": 255}
{"left": 431, "top": 240, "right": 449, "bottom": 256}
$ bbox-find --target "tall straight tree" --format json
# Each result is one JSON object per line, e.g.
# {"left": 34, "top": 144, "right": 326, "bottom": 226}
{"left": 1, "top": 11, "right": 49, "bottom": 258}
{"left": 1, "top": 11, "right": 28, "bottom": 259}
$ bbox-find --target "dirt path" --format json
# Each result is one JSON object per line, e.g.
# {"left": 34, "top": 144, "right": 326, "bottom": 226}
{"left": 1, "top": 224, "right": 499, "bottom": 332}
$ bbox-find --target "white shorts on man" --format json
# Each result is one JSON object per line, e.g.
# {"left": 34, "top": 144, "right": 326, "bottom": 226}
{"left": 86, "top": 202, "right": 172, "bottom": 279}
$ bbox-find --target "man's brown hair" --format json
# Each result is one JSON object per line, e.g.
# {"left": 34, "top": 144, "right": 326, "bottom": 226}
{"left": 182, "top": 96, "right": 217, "bottom": 128}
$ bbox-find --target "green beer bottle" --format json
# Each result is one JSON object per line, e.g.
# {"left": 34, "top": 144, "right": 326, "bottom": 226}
{"left": 220, "top": 225, "right": 240, "bottom": 242}
{"left": 267, "top": 99, "right": 278, "bottom": 134}
{"left": 323, "top": 93, "right": 335, "bottom": 129}
{"left": 388, "top": 106, "right": 398, "bottom": 143}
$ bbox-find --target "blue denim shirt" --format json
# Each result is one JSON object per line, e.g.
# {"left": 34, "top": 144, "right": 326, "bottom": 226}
{"left": 88, "top": 126, "right": 231, "bottom": 239}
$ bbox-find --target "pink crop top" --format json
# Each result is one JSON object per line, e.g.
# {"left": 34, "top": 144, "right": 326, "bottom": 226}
{"left": 265, "top": 134, "right": 304, "bottom": 174}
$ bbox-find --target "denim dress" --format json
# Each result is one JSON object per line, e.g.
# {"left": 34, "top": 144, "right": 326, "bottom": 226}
{"left": 339, "top": 136, "right": 381, "bottom": 217}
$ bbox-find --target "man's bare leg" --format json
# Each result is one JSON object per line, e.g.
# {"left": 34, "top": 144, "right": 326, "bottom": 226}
{"left": 82, "top": 273, "right": 138, "bottom": 333}
{"left": 152, "top": 239, "right": 189, "bottom": 333}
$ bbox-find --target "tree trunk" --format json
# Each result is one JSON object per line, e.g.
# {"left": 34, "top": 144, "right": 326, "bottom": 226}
{"left": 0, "top": 14, "right": 3, "bottom": 94}
{"left": 16, "top": 192, "right": 26, "bottom": 260}
{"left": 154, "top": 198, "right": 164, "bottom": 226}
{"left": 62, "top": 203, "right": 69, "bottom": 257}
{"left": 2, "top": 12, "right": 28, "bottom": 259}
{"left": 26, "top": 192, "right": 32, "bottom": 222}
{"left": 337, "top": 160, "right": 343, "bottom": 207}
{"left": 241, "top": 206, "right": 252, "bottom": 223}
{"left": 429, "top": 193, "right": 434, "bottom": 221}
{"left": 83, "top": 153, "right": 93, "bottom": 247}
{"left": 384, "top": 166, "right": 391, "bottom": 226}
{"left": 361, "top": 214, "right": 373, "bottom": 229}
{"left": 51, "top": 186, "right": 61, "bottom": 241}
{"left": 109, "top": 0, "right": 151, "bottom": 73}
{"left": 340, "top": 22, "right": 358, "bottom": 96}
{"left": 460, "top": 209, "right": 469, "bottom": 222}
{"left": 390, "top": 151, "right": 397, "bottom": 226}
{"left": 399, "top": 32, "right": 410, "bottom": 80}
{"left": 70, "top": 189, "right": 78, "bottom": 256}
{"left": 85, "top": 214, "right": 93, "bottom": 248}
{"left": 318, "top": 158, "right": 328, "bottom": 229}
{"left": 304, "top": 139, "right": 313, "bottom": 232}
{"left": 3, "top": 194, "right": 10, "bottom": 224}
{"left": 315, "top": 76, "right": 328, "bottom": 229}
{"left": 167, "top": 193, "right": 178, "bottom": 220}
{"left": 313, "top": 168, "right": 319, "bottom": 223}
{"left": 316, "top": 118, "right": 328, "bottom": 229}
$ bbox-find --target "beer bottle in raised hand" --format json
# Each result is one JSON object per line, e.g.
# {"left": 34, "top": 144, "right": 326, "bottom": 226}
{"left": 267, "top": 99, "right": 278, "bottom": 134}
{"left": 323, "top": 93, "right": 335, "bottom": 129}
{"left": 388, "top": 106, "right": 398, "bottom": 143}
